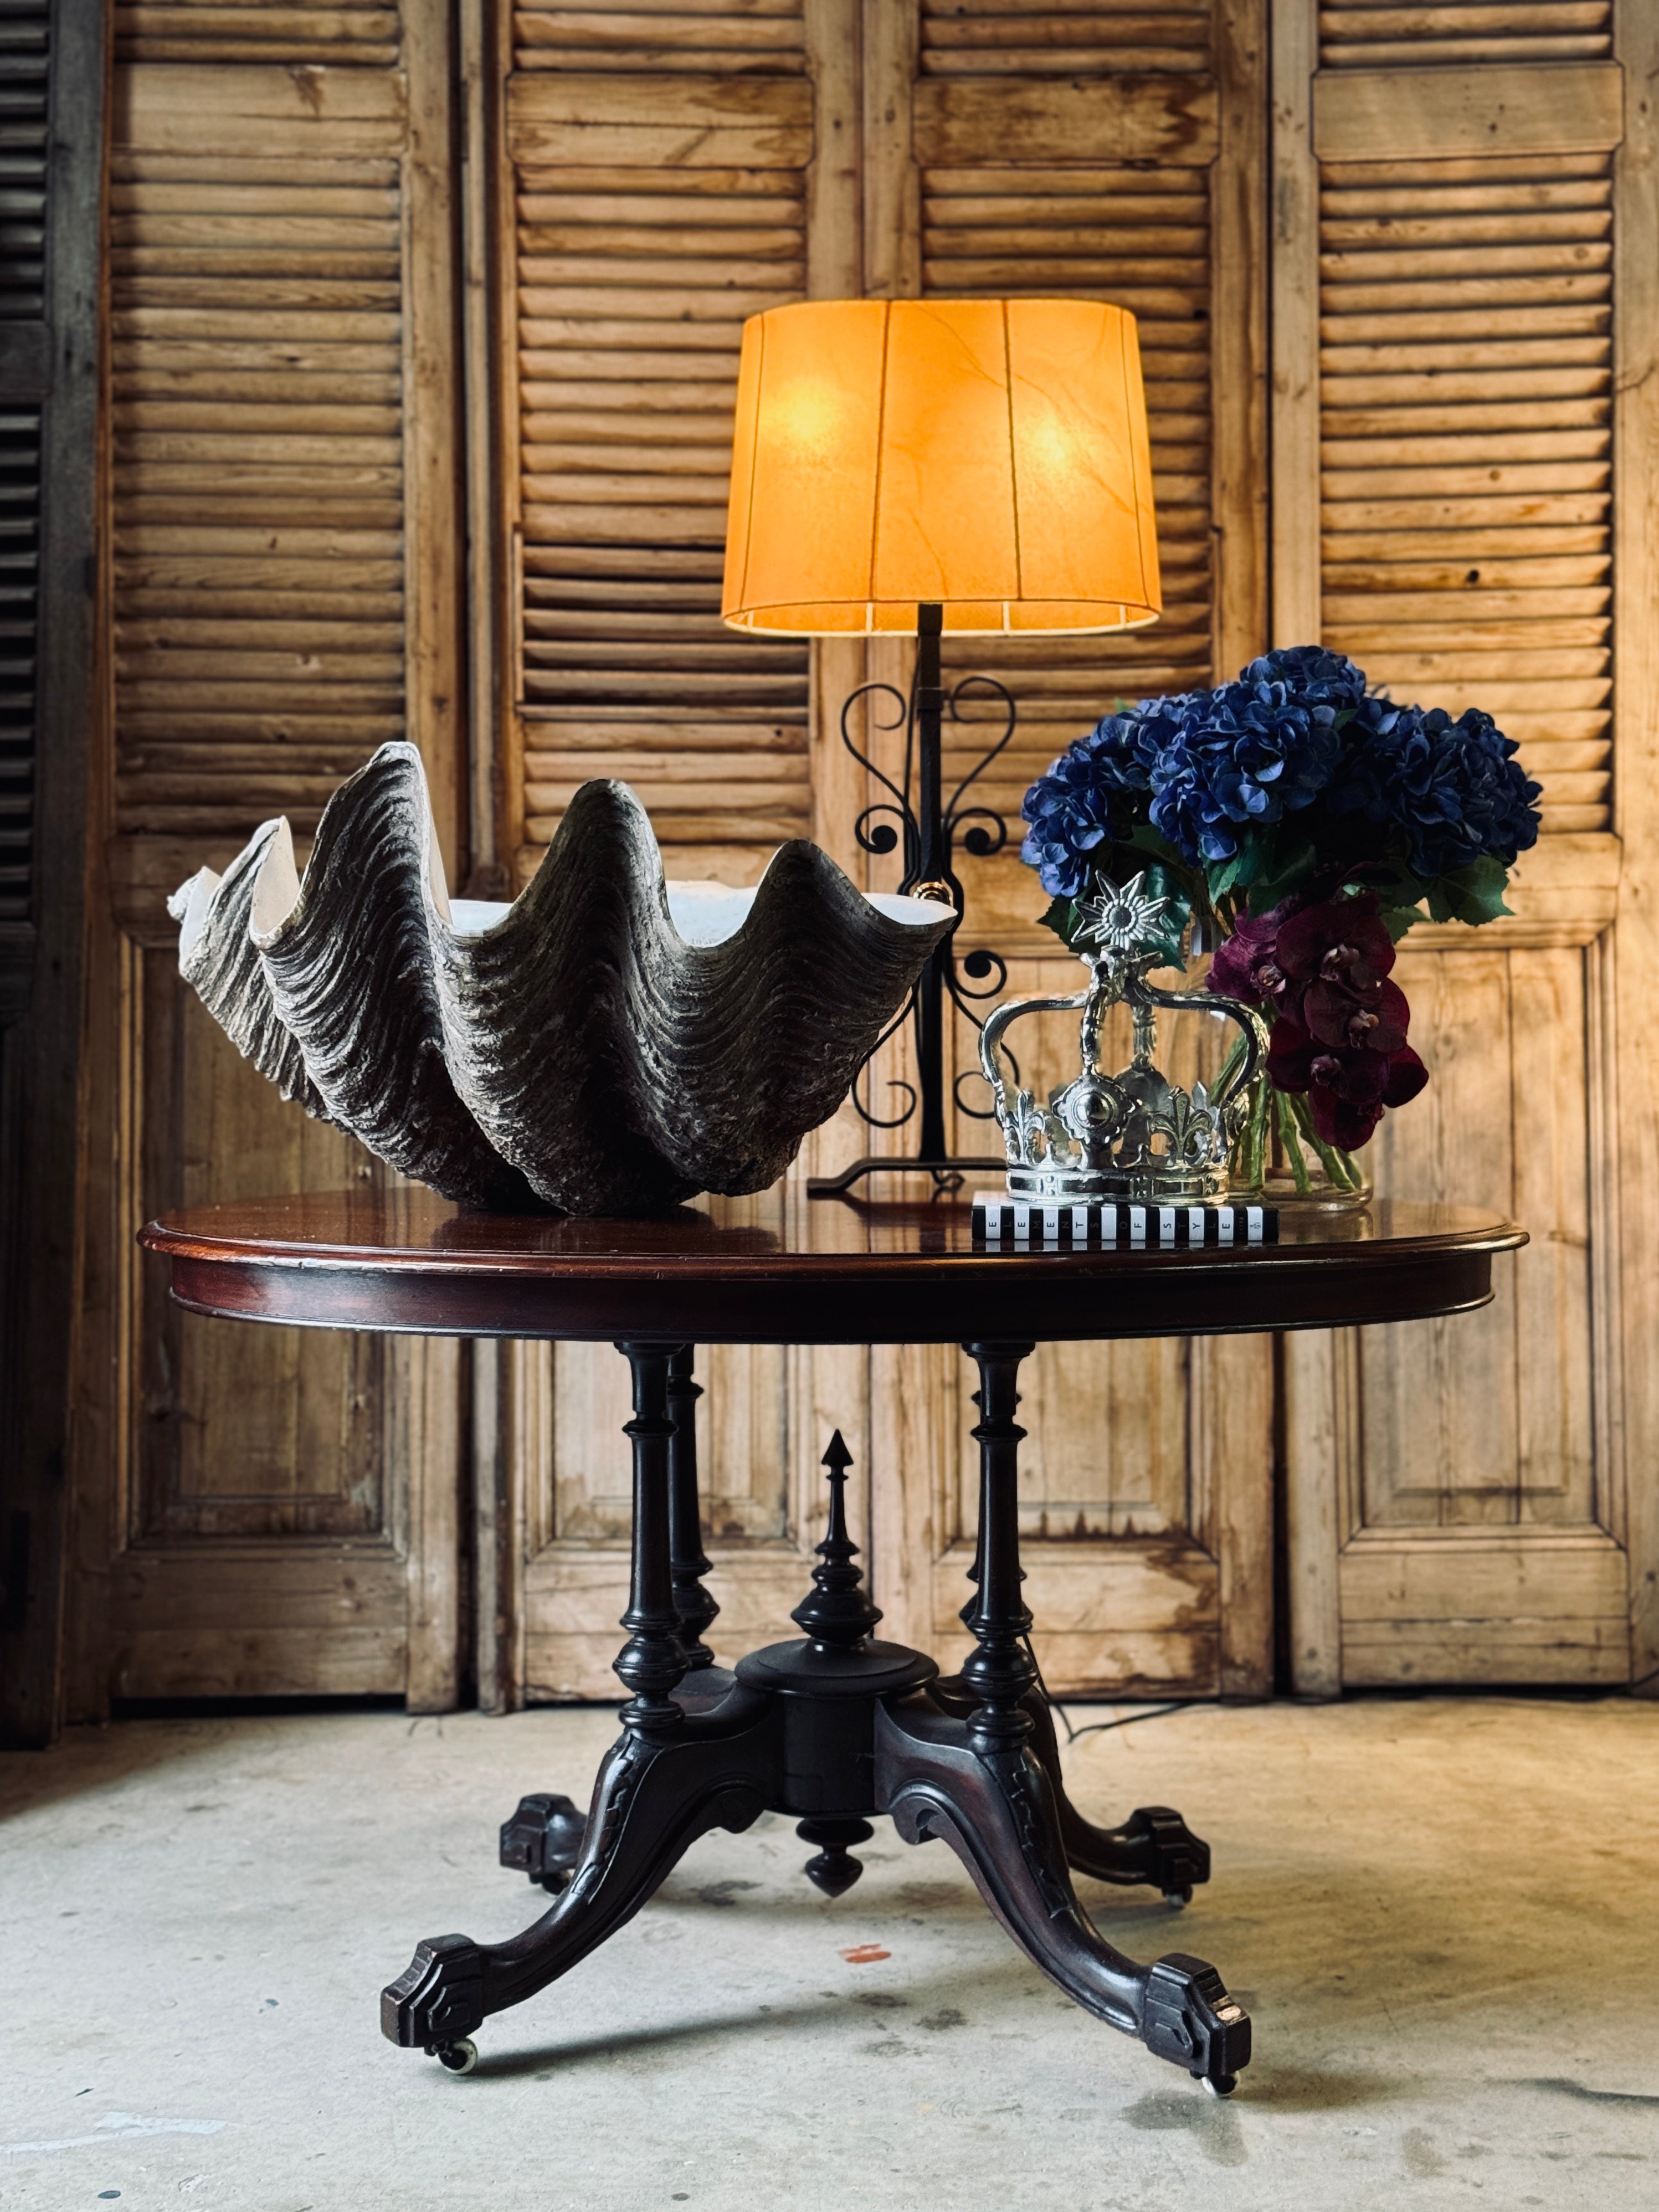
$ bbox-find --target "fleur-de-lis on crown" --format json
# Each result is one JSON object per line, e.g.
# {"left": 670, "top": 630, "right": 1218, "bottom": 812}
{"left": 1074, "top": 871, "right": 1172, "bottom": 958}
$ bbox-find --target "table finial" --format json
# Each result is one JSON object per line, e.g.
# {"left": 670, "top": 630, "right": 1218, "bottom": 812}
{"left": 790, "top": 1430, "right": 883, "bottom": 1651}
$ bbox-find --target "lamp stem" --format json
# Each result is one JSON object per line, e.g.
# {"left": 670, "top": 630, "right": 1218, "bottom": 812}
{"left": 805, "top": 601, "right": 1011, "bottom": 1198}
{"left": 913, "top": 602, "right": 946, "bottom": 892}
{"left": 910, "top": 602, "right": 950, "bottom": 1161}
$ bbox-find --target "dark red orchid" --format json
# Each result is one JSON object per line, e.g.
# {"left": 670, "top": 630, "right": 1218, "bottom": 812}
{"left": 1207, "top": 902, "right": 1291, "bottom": 1008}
{"left": 1273, "top": 897, "right": 1395, "bottom": 993}
{"left": 1304, "top": 973, "right": 1410, "bottom": 1054}
{"left": 1214, "top": 890, "right": 1428, "bottom": 1149}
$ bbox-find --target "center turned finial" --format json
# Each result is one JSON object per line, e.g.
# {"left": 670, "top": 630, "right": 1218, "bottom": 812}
{"left": 790, "top": 1429, "right": 883, "bottom": 1652}
{"left": 792, "top": 1431, "right": 882, "bottom": 1899}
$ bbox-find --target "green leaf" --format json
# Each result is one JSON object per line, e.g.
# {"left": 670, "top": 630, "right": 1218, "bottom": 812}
{"left": 1245, "top": 840, "right": 1321, "bottom": 911}
{"left": 1205, "top": 854, "right": 1246, "bottom": 901}
{"left": 1425, "top": 854, "right": 1514, "bottom": 927}
{"left": 1378, "top": 904, "right": 1424, "bottom": 943}
{"left": 1036, "top": 894, "right": 1078, "bottom": 946}
{"left": 1124, "top": 822, "right": 1185, "bottom": 869}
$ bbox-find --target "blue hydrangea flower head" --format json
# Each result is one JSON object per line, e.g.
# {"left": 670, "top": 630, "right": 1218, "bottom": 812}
{"left": 1327, "top": 697, "right": 1541, "bottom": 875}
{"left": 1019, "top": 698, "right": 1172, "bottom": 896}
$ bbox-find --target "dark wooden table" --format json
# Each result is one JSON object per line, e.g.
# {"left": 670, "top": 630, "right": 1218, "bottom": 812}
{"left": 142, "top": 1189, "right": 1524, "bottom": 2100}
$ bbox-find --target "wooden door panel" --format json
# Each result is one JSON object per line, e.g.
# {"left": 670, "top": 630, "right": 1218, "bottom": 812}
{"left": 1272, "top": 0, "right": 1646, "bottom": 1691}
{"left": 137, "top": 956, "right": 386, "bottom": 1543}
{"left": 1358, "top": 947, "right": 1595, "bottom": 1532}
{"left": 843, "top": 0, "right": 1273, "bottom": 1702}
{"left": 109, "top": 952, "right": 465, "bottom": 1705}
{"left": 70, "top": 2, "right": 466, "bottom": 1716}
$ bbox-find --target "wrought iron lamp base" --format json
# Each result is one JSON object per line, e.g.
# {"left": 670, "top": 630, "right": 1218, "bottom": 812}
{"left": 805, "top": 1151, "right": 1008, "bottom": 1198}
{"left": 821, "top": 602, "right": 1018, "bottom": 1198}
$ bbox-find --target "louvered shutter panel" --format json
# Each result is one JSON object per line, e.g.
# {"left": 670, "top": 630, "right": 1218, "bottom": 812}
{"left": 80, "top": 6, "right": 468, "bottom": 1716}
{"left": 904, "top": 1, "right": 1263, "bottom": 941}
{"left": 1273, "top": 6, "right": 1646, "bottom": 1696}
{"left": 0, "top": 2, "right": 49, "bottom": 986}
{"left": 1315, "top": 3, "right": 1617, "bottom": 833}
{"left": 503, "top": 5, "right": 813, "bottom": 887}
{"left": 110, "top": 39, "right": 414, "bottom": 850}
{"left": 0, "top": 0, "right": 104, "bottom": 1742}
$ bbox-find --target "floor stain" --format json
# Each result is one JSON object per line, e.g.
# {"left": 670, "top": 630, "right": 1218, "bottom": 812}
{"left": 1121, "top": 2087, "right": 1248, "bottom": 2168}
{"left": 693, "top": 1879, "right": 761, "bottom": 1908}
{"left": 1403, "top": 2127, "right": 1447, "bottom": 2177}
{"left": 1517, "top": 2078, "right": 1659, "bottom": 2110}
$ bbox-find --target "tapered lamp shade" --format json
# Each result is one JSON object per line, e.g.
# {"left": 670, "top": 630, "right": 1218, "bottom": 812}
{"left": 721, "top": 297, "right": 1160, "bottom": 638}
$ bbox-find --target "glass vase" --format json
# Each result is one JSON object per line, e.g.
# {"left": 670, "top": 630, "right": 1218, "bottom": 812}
{"left": 1228, "top": 1070, "right": 1371, "bottom": 1210}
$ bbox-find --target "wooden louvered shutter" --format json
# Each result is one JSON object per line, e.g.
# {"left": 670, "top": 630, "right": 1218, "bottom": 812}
{"left": 480, "top": 1, "right": 874, "bottom": 1704}
{"left": 0, "top": 0, "right": 104, "bottom": 1745}
{"left": 482, "top": 2, "right": 1278, "bottom": 1706}
{"left": 67, "top": 3, "right": 468, "bottom": 1716}
{"left": 912, "top": 2, "right": 1263, "bottom": 941}
{"left": 500, "top": 5, "right": 814, "bottom": 889}
{"left": 1273, "top": 1, "right": 1657, "bottom": 1692}
{"left": 843, "top": 2, "right": 1275, "bottom": 1697}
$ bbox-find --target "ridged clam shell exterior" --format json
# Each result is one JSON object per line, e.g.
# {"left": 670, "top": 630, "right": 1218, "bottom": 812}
{"left": 169, "top": 742, "right": 953, "bottom": 1215}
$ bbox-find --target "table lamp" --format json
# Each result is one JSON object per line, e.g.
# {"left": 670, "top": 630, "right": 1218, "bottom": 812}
{"left": 721, "top": 297, "right": 1161, "bottom": 1192}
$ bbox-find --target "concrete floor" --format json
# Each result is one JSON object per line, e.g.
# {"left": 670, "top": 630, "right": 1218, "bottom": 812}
{"left": 4, "top": 1697, "right": 1658, "bottom": 2212}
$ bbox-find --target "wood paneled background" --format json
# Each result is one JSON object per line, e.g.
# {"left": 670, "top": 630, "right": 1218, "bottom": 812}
{"left": 56, "top": 0, "right": 1659, "bottom": 1726}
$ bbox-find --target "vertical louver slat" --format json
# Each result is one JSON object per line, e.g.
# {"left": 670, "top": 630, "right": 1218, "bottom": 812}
{"left": 114, "top": 5, "right": 401, "bottom": 68}
{"left": 920, "top": 1, "right": 1212, "bottom": 75}
{"left": 0, "top": 407, "right": 37, "bottom": 924}
{"left": 110, "top": 110, "right": 407, "bottom": 838}
{"left": 917, "top": 1, "right": 1217, "bottom": 833}
{"left": 508, "top": 5, "right": 811, "bottom": 887}
{"left": 1319, "top": 2, "right": 1611, "bottom": 69}
{"left": 0, "top": 4, "right": 47, "bottom": 926}
{"left": 0, "top": 2, "right": 48, "bottom": 322}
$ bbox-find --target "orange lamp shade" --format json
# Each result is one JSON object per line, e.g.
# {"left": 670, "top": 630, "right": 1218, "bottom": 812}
{"left": 721, "top": 297, "right": 1160, "bottom": 638}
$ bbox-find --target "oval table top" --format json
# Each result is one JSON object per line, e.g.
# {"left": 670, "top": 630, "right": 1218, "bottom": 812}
{"left": 140, "top": 1187, "right": 1526, "bottom": 1347}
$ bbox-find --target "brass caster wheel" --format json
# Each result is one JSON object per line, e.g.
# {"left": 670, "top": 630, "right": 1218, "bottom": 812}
{"left": 1163, "top": 1886, "right": 1192, "bottom": 1909}
{"left": 433, "top": 2038, "right": 477, "bottom": 2076}
{"left": 1203, "top": 2072, "right": 1237, "bottom": 2098}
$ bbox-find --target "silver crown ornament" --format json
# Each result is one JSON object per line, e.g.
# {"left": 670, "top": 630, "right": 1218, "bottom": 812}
{"left": 979, "top": 873, "right": 1270, "bottom": 1202}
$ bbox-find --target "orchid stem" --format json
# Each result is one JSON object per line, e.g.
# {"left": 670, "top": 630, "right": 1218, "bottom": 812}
{"left": 1274, "top": 1090, "right": 1313, "bottom": 1194}
{"left": 1232, "top": 1067, "right": 1270, "bottom": 1193}
{"left": 1287, "top": 1091, "right": 1365, "bottom": 1192}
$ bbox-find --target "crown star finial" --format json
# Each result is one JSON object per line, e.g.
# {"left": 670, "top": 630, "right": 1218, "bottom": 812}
{"left": 1074, "top": 870, "right": 1172, "bottom": 957}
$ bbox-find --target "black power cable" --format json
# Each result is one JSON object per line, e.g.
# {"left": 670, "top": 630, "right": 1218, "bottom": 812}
{"left": 1023, "top": 1633, "right": 1199, "bottom": 1743}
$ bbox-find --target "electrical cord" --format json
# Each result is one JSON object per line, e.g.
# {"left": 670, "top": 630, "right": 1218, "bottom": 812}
{"left": 1023, "top": 1632, "right": 1199, "bottom": 1744}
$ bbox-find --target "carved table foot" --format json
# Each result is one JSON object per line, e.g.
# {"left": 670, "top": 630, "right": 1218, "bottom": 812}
{"left": 928, "top": 1675, "right": 1210, "bottom": 1906}
{"left": 384, "top": 1684, "right": 773, "bottom": 2061}
{"left": 497, "top": 1669, "right": 742, "bottom": 1896}
{"left": 876, "top": 1695, "right": 1250, "bottom": 2092}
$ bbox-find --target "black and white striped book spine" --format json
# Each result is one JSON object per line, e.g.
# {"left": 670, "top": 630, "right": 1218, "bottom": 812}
{"left": 970, "top": 1195, "right": 1278, "bottom": 1248}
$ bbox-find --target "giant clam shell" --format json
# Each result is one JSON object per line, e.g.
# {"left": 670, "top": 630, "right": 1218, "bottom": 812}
{"left": 167, "top": 741, "right": 953, "bottom": 1215}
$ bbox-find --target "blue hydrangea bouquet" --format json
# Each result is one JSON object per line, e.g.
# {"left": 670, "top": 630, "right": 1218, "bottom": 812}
{"left": 1019, "top": 646, "right": 1543, "bottom": 1192}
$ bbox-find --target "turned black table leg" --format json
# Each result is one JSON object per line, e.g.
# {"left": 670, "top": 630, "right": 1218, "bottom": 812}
{"left": 612, "top": 1339, "right": 691, "bottom": 1732}
{"left": 871, "top": 1340, "right": 1251, "bottom": 2095}
{"left": 929, "top": 1341, "right": 1210, "bottom": 1907}
{"left": 667, "top": 1344, "right": 720, "bottom": 1672}
{"left": 959, "top": 1340, "right": 1039, "bottom": 1752}
{"left": 501, "top": 1343, "right": 735, "bottom": 1894}
{"left": 388, "top": 1339, "right": 777, "bottom": 2068}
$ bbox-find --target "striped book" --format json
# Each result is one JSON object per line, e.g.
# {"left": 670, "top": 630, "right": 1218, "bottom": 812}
{"left": 970, "top": 1195, "right": 1278, "bottom": 1249}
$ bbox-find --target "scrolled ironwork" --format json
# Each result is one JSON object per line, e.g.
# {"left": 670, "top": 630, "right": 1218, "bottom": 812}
{"left": 838, "top": 665, "right": 1016, "bottom": 1137}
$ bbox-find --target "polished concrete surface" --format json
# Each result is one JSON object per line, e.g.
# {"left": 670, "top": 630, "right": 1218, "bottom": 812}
{"left": 4, "top": 1695, "right": 1657, "bottom": 2211}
